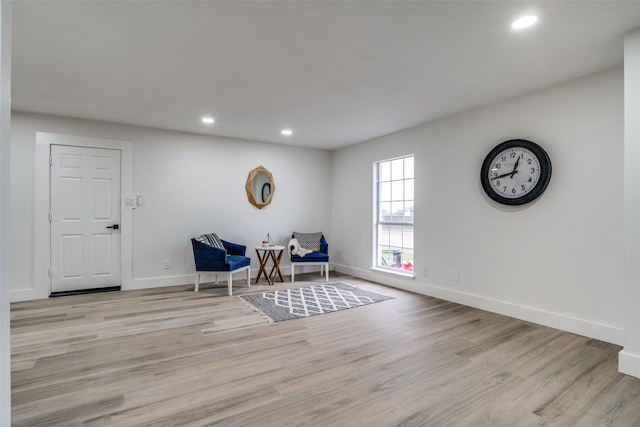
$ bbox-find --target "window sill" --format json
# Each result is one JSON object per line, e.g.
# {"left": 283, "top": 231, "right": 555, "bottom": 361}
{"left": 370, "top": 267, "right": 415, "bottom": 279}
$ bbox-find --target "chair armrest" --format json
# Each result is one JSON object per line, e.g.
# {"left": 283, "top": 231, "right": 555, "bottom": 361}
{"left": 222, "top": 239, "right": 247, "bottom": 256}
{"left": 191, "top": 239, "right": 227, "bottom": 270}
{"left": 320, "top": 235, "right": 329, "bottom": 254}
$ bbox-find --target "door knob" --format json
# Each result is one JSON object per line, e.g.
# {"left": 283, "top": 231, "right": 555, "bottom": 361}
{"left": 106, "top": 224, "right": 119, "bottom": 230}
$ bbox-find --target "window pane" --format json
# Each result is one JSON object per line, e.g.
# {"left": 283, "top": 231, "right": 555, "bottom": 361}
{"left": 382, "top": 248, "right": 402, "bottom": 268}
{"left": 378, "top": 224, "right": 391, "bottom": 247}
{"left": 389, "top": 224, "right": 404, "bottom": 247}
{"left": 391, "top": 180, "right": 404, "bottom": 201}
{"left": 379, "top": 162, "right": 390, "bottom": 182}
{"left": 379, "top": 202, "right": 391, "bottom": 221}
{"left": 380, "top": 248, "right": 400, "bottom": 267}
{"left": 404, "top": 202, "right": 414, "bottom": 223}
{"left": 391, "top": 202, "right": 404, "bottom": 219}
{"left": 379, "top": 182, "right": 391, "bottom": 202}
{"left": 391, "top": 158, "right": 404, "bottom": 180}
{"left": 402, "top": 225, "right": 414, "bottom": 249}
{"left": 404, "top": 179, "right": 414, "bottom": 201}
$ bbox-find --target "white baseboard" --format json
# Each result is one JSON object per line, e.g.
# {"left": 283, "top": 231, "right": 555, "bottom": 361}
{"left": 10, "top": 287, "right": 48, "bottom": 302}
{"left": 334, "top": 263, "right": 624, "bottom": 345}
{"left": 619, "top": 350, "right": 640, "bottom": 379}
{"left": 129, "top": 274, "right": 197, "bottom": 290}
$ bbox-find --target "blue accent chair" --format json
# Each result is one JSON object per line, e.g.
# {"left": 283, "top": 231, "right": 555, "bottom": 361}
{"left": 290, "top": 234, "right": 329, "bottom": 283}
{"left": 191, "top": 238, "right": 251, "bottom": 295}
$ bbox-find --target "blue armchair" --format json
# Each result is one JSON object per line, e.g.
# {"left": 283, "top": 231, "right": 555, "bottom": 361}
{"left": 191, "top": 235, "right": 251, "bottom": 295}
{"left": 289, "top": 232, "right": 329, "bottom": 283}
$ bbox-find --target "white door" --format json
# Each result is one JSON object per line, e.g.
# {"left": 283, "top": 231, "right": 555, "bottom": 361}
{"left": 50, "top": 145, "right": 121, "bottom": 292}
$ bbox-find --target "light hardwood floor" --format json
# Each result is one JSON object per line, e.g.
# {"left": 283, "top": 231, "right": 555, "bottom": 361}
{"left": 10, "top": 273, "right": 640, "bottom": 426}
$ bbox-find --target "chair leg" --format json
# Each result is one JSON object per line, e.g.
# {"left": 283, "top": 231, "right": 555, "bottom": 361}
{"left": 291, "top": 264, "right": 295, "bottom": 283}
{"left": 195, "top": 273, "right": 201, "bottom": 292}
{"left": 228, "top": 272, "right": 233, "bottom": 296}
{"left": 246, "top": 267, "right": 251, "bottom": 288}
{"left": 215, "top": 274, "right": 219, "bottom": 285}
{"left": 325, "top": 263, "right": 329, "bottom": 282}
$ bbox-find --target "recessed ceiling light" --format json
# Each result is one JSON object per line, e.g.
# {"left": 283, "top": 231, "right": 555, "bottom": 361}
{"left": 512, "top": 15, "right": 538, "bottom": 30}
{"left": 201, "top": 117, "right": 215, "bottom": 124}
{"left": 281, "top": 129, "right": 293, "bottom": 136}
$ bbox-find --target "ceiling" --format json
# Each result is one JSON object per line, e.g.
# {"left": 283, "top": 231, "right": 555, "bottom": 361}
{"left": 11, "top": 1, "right": 640, "bottom": 150}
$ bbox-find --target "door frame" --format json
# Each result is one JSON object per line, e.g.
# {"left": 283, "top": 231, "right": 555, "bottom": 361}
{"left": 33, "top": 132, "right": 133, "bottom": 299}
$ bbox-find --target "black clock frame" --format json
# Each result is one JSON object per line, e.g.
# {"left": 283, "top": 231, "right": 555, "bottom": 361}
{"left": 261, "top": 182, "right": 271, "bottom": 203}
{"left": 480, "top": 139, "right": 552, "bottom": 206}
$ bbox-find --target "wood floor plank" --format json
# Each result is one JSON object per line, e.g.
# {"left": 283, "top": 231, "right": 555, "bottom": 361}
{"left": 10, "top": 272, "right": 640, "bottom": 426}
{"left": 573, "top": 374, "right": 640, "bottom": 426}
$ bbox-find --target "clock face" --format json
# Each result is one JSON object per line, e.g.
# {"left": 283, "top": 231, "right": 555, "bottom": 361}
{"left": 480, "top": 139, "right": 551, "bottom": 205}
{"left": 487, "top": 147, "right": 540, "bottom": 198}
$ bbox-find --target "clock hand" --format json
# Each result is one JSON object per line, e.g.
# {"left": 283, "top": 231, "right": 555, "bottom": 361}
{"left": 491, "top": 170, "right": 517, "bottom": 180}
{"left": 510, "top": 156, "right": 521, "bottom": 178}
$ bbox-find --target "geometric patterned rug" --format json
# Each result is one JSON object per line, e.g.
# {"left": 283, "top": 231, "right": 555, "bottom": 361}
{"left": 239, "top": 282, "right": 393, "bottom": 322}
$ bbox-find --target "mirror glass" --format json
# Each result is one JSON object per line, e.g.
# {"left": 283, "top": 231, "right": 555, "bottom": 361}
{"left": 245, "top": 166, "right": 275, "bottom": 209}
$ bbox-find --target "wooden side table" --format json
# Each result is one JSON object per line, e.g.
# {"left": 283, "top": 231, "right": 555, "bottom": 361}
{"left": 254, "top": 245, "right": 285, "bottom": 285}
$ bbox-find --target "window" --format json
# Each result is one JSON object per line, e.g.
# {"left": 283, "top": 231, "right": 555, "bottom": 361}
{"left": 375, "top": 155, "right": 414, "bottom": 273}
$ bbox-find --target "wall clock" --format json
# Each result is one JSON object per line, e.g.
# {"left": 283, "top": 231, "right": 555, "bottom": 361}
{"left": 261, "top": 182, "right": 271, "bottom": 203}
{"left": 480, "top": 139, "right": 552, "bottom": 206}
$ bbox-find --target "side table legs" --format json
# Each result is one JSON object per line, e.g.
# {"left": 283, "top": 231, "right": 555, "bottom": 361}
{"left": 254, "top": 247, "right": 284, "bottom": 285}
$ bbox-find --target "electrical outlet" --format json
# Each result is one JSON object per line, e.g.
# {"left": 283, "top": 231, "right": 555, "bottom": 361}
{"left": 423, "top": 267, "right": 428, "bottom": 276}
{"left": 164, "top": 259, "right": 171, "bottom": 269}
{"left": 453, "top": 270, "right": 460, "bottom": 282}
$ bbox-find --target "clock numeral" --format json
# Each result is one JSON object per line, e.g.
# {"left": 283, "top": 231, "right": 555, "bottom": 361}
{"left": 503, "top": 186, "right": 507, "bottom": 192}
{"left": 528, "top": 177, "right": 532, "bottom": 183}
{"left": 530, "top": 167, "right": 535, "bottom": 174}
{"left": 495, "top": 163, "right": 501, "bottom": 169}
{"left": 511, "top": 188, "right": 516, "bottom": 194}
{"left": 510, "top": 152, "right": 516, "bottom": 158}
{"left": 501, "top": 156, "right": 507, "bottom": 162}
{"left": 527, "top": 158, "right": 532, "bottom": 164}
{"left": 521, "top": 185, "right": 526, "bottom": 191}
{"left": 495, "top": 180, "right": 500, "bottom": 186}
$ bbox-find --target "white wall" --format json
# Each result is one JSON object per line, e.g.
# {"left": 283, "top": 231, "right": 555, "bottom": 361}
{"left": 620, "top": 28, "right": 640, "bottom": 378}
{"left": 10, "top": 112, "right": 331, "bottom": 299}
{"left": 332, "top": 68, "right": 624, "bottom": 344}
{"left": 0, "top": 1, "right": 11, "bottom": 424}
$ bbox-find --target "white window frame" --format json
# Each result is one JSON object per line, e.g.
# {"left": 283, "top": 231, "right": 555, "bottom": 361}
{"left": 374, "top": 155, "right": 414, "bottom": 276}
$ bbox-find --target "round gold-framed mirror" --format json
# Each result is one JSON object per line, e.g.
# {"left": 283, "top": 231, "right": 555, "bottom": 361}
{"left": 245, "top": 166, "right": 275, "bottom": 209}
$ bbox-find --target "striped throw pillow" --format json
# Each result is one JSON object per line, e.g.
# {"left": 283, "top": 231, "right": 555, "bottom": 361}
{"left": 196, "top": 233, "right": 224, "bottom": 249}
